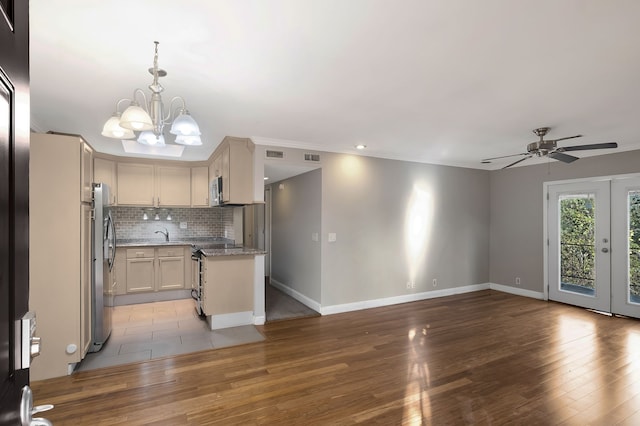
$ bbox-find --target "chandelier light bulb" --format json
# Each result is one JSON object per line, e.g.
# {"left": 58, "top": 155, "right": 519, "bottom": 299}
{"left": 175, "top": 134, "right": 202, "bottom": 146}
{"left": 137, "top": 131, "right": 166, "bottom": 146}
{"left": 170, "top": 111, "right": 201, "bottom": 136}
{"left": 120, "top": 103, "right": 153, "bottom": 131}
{"left": 102, "top": 114, "right": 135, "bottom": 139}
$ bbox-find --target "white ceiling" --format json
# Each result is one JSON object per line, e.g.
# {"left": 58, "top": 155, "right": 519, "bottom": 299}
{"left": 30, "top": 0, "right": 640, "bottom": 170}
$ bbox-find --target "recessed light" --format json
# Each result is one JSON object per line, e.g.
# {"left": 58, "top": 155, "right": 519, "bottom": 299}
{"left": 355, "top": 144, "right": 366, "bottom": 150}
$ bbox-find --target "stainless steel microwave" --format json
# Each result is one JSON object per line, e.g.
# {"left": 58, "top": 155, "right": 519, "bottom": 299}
{"left": 210, "top": 176, "right": 222, "bottom": 206}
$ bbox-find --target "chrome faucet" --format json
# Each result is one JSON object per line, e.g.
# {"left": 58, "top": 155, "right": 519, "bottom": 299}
{"left": 155, "top": 227, "right": 169, "bottom": 242}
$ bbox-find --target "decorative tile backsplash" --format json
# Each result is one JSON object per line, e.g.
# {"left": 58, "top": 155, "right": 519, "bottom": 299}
{"left": 112, "top": 207, "right": 235, "bottom": 242}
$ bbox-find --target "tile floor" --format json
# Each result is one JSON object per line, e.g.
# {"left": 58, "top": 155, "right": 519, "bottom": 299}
{"left": 77, "top": 299, "right": 264, "bottom": 372}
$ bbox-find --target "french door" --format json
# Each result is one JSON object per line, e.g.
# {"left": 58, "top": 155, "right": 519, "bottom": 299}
{"left": 548, "top": 177, "right": 640, "bottom": 319}
{"left": 548, "top": 181, "right": 611, "bottom": 313}
{"left": 611, "top": 177, "right": 640, "bottom": 318}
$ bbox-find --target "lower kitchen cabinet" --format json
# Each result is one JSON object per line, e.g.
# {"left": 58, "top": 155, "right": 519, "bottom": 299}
{"left": 126, "top": 258, "right": 156, "bottom": 292}
{"left": 122, "top": 246, "right": 189, "bottom": 293}
{"left": 157, "top": 256, "right": 185, "bottom": 290}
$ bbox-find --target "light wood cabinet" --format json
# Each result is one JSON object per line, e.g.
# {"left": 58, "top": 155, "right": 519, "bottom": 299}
{"left": 191, "top": 166, "right": 209, "bottom": 207}
{"left": 81, "top": 142, "right": 93, "bottom": 203}
{"left": 29, "top": 132, "right": 93, "bottom": 380}
{"left": 116, "top": 163, "right": 195, "bottom": 207}
{"left": 94, "top": 157, "right": 117, "bottom": 204}
{"left": 210, "top": 137, "right": 255, "bottom": 205}
{"left": 126, "top": 258, "right": 155, "bottom": 293}
{"left": 156, "top": 166, "right": 191, "bottom": 207}
{"left": 125, "top": 248, "right": 155, "bottom": 292}
{"left": 117, "top": 163, "right": 155, "bottom": 206}
{"left": 202, "top": 255, "right": 254, "bottom": 316}
{"left": 158, "top": 257, "right": 185, "bottom": 290}
{"left": 80, "top": 203, "right": 92, "bottom": 357}
{"left": 124, "top": 246, "right": 187, "bottom": 293}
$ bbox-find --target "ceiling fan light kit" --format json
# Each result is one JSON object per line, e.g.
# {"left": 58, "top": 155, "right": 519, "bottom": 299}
{"left": 482, "top": 127, "right": 618, "bottom": 169}
{"left": 102, "top": 41, "right": 202, "bottom": 149}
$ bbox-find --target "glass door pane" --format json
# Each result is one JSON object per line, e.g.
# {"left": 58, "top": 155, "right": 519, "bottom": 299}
{"left": 629, "top": 191, "right": 640, "bottom": 305}
{"left": 559, "top": 194, "right": 596, "bottom": 296}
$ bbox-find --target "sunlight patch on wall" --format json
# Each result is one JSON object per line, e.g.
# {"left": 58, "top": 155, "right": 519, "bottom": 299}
{"left": 339, "top": 155, "right": 364, "bottom": 179}
{"left": 404, "top": 184, "right": 434, "bottom": 284}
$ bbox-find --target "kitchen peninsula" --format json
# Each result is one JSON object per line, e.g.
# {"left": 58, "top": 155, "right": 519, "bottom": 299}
{"left": 118, "top": 238, "right": 266, "bottom": 330}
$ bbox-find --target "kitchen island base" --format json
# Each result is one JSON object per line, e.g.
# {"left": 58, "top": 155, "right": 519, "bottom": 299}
{"left": 201, "top": 253, "right": 266, "bottom": 330}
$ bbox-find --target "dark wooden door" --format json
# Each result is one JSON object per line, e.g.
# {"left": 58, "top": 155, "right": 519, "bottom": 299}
{"left": 0, "top": 0, "right": 30, "bottom": 424}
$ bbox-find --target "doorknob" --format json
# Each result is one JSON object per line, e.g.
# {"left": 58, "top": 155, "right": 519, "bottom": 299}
{"left": 602, "top": 247, "right": 609, "bottom": 253}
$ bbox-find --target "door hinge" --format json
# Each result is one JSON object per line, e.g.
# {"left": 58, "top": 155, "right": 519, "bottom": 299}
{"left": 546, "top": 192, "right": 549, "bottom": 200}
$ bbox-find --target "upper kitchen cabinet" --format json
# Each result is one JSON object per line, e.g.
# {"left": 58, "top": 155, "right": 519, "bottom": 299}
{"left": 191, "top": 166, "right": 209, "bottom": 207}
{"left": 94, "top": 157, "right": 117, "bottom": 204}
{"left": 156, "top": 166, "right": 191, "bottom": 207}
{"left": 211, "top": 136, "right": 255, "bottom": 205}
{"left": 116, "top": 163, "right": 155, "bottom": 206}
{"left": 81, "top": 141, "right": 94, "bottom": 203}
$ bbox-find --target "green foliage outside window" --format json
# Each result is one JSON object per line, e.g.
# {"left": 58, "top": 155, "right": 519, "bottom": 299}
{"left": 560, "top": 197, "right": 595, "bottom": 289}
{"left": 560, "top": 193, "right": 640, "bottom": 297}
{"left": 629, "top": 193, "right": 640, "bottom": 297}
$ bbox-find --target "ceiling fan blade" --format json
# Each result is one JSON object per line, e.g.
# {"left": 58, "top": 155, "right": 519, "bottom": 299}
{"left": 552, "top": 134, "right": 583, "bottom": 142}
{"left": 556, "top": 142, "right": 618, "bottom": 152}
{"left": 502, "top": 155, "right": 533, "bottom": 169}
{"left": 548, "top": 151, "right": 579, "bottom": 163}
{"left": 481, "top": 152, "right": 528, "bottom": 163}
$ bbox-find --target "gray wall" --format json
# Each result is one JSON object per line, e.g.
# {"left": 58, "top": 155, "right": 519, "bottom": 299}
{"left": 490, "top": 150, "right": 640, "bottom": 292}
{"left": 320, "top": 153, "right": 490, "bottom": 306}
{"left": 262, "top": 145, "right": 491, "bottom": 308}
{"left": 270, "top": 168, "right": 322, "bottom": 302}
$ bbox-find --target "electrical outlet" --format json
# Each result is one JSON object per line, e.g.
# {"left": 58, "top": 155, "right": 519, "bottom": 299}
{"left": 406, "top": 282, "right": 412, "bottom": 289}
{"left": 515, "top": 277, "right": 521, "bottom": 286}
{"left": 433, "top": 278, "right": 437, "bottom": 287}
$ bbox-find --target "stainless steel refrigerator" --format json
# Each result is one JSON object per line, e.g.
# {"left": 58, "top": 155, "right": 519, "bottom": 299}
{"left": 89, "top": 183, "right": 116, "bottom": 352}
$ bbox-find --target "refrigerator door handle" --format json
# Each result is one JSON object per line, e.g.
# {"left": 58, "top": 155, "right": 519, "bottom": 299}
{"left": 106, "top": 211, "right": 116, "bottom": 272}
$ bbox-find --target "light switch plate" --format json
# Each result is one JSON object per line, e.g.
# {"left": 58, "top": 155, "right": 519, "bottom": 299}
{"left": 179, "top": 222, "right": 188, "bottom": 229}
{"left": 328, "top": 232, "right": 337, "bottom": 242}
{"left": 312, "top": 232, "right": 319, "bottom": 242}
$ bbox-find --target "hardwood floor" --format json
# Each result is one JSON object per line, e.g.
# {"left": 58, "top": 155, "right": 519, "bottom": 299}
{"left": 31, "top": 290, "right": 640, "bottom": 425}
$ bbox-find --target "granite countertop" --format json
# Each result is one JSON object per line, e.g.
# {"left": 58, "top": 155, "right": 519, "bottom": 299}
{"left": 199, "top": 247, "right": 267, "bottom": 257}
{"left": 117, "top": 237, "right": 235, "bottom": 248}
{"left": 116, "top": 238, "right": 266, "bottom": 257}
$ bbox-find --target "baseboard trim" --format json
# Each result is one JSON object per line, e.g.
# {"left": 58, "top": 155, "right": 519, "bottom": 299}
{"left": 114, "top": 289, "right": 191, "bottom": 306}
{"left": 254, "top": 315, "right": 266, "bottom": 326}
{"left": 269, "top": 279, "right": 321, "bottom": 312}
{"left": 320, "top": 283, "right": 491, "bottom": 316}
{"left": 267, "top": 280, "right": 544, "bottom": 318}
{"left": 207, "top": 311, "right": 254, "bottom": 330}
{"left": 489, "top": 283, "right": 545, "bottom": 300}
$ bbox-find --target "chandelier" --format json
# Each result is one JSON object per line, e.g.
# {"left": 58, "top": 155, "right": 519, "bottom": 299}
{"left": 101, "top": 41, "right": 202, "bottom": 147}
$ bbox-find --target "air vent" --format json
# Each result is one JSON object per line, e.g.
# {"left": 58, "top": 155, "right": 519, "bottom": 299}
{"left": 265, "top": 150, "right": 284, "bottom": 159}
{"left": 304, "top": 153, "right": 321, "bottom": 162}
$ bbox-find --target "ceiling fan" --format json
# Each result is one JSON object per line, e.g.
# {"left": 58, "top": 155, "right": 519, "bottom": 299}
{"left": 481, "top": 127, "right": 618, "bottom": 169}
